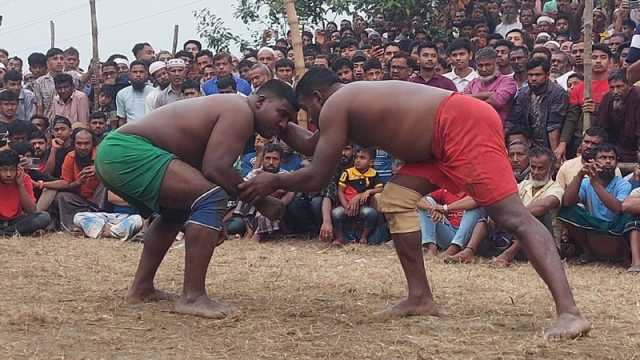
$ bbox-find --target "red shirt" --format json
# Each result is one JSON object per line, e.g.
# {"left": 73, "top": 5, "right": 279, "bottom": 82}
{"left": 569, "top": 79, "right": 610, "bottom": 106}
{"left": 0, "top": 174, "right": 35, "bottom": 221}
{"left": 61, "top": 150, "right": 100, "bottom": 200}
{"left": 429, "top": 189, "right": 466, "bottom": 228}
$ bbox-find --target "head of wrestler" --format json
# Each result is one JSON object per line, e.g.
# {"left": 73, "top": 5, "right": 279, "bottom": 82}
{"left": 249, "top": 79, "right": 299, "bottom": 139}
{"left": 295, "top": 67, "right": 342, "bottom": 125}
{"left": 261, "top": 143, "right": 283, "bottom": 174}
{"left": 528, "top": 147, "right": 554, "bottom": 188}
{"left": 71, "top": 128, "right": 95, "bottom": 168}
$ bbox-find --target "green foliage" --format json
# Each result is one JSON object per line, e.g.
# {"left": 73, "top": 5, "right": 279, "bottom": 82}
{"left": 193, "top": 8, "right": 241, "bottom": 53}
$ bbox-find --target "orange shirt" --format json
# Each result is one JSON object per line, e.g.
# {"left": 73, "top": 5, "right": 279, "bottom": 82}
{"left": 569, "top": 79, "right": 610, "bottom": 106}
{"left": 0, "top": 174, "right": 35, "bottom": 221}
{"left": 61, "top": 149, "right": 100, "bottom": 200}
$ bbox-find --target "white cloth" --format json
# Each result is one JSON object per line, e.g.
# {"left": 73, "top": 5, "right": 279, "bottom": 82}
{"left": 443, "top": 69, "right": 479, "bottom": 92}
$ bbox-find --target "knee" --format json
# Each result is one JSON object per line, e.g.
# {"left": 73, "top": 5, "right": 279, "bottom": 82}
{"left": 360, "top": 206, "right": 378, "bottom": 222}
{"left": 34, "top": 212, "right": 51, "bottom": 227}
{"left": 331, "top": 207, "right": 346, "bottom": 222}
{"left": 226, "top": 217, "right": 246, "bottom": 236}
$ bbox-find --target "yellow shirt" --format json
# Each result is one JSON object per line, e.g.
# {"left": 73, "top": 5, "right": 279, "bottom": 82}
{"left": 518, "top": 179, "right": 564, "bottom": 207}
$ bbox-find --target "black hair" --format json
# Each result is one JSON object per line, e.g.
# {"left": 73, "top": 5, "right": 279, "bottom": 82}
{"left": 532, "top": 46, "right": 552, "bottom": 60}
{"left": 106, "top": 54, "right": 128, "bottom": 63}
{"left": 511, "top": 45, "right": 530, "bottom": 57}
{"left": 0, "top": 90, "right": 19, "bottom": 102}
{"left": 28, "top": 52, "right": 46, "bottom": 68}
{"left": 195, "top": 49, "right": 213, "bottom": 60}
{"left": 53, "top": 73, "right": 74, "bottom": 87}
{"left": 295, "top": 67, "right": 339, "bottom": 98}
{"left": 213, "top": 51, "right": 233, "bottom": 63}
{"left": 0, "top": 48, "right": 8, "bottom": 57}
{"left": 181, "top": 79, "right": 201, "bottom": 93}
{"left": 302, "top": 30, "right": 314, "bottom": 39}
{"left": 384, "top": 42, "right": 400, "bottom": 52}
{"left": 526, "top": 57, "right": 551, "bottom": 73}
{"left": 505, "top": 125, "right": 531, "bottom": 143}
{"left": 45, "top": 48, "right": 64, "bottom": 59}
{"left": 357, "top": 147, "right": 376, "bottom": 160}
{"left": 183, "top": 39, "right": 202, "bottom": 51}
{"left": 275, "top": 58, "right": 295, "bottom": 71}
{"left": 238, "top": 59, "right": 255, "bottom": 69}
{"left": 9, "top": 142, "right": 31, "bottom": 156}
{"left": 592, "top": 43, "right": 612, "bottom": 59}
{"left": 218, "top": 76, "right": 237, "bottom": 91}
{"left": 506, "top": 28, "right": 524, "bottom": 38}
{"left": 339, "top": 38, "right": 359, "bottom": 50}
{"left": 416, "top": 42, "right": 438, "bottom": 55}
{"left": 332, "top": 57, "right": 353, "bottom": 71}
{"left": 132, "top": 42, "right": 151, "bottom": 57}
{"left": 623, "top": 19, "right": 636, "bottom": 29}
{"left": 256, "top": 79, "right": 299, "bottom": 111}
{"left": 493, "top": 39, "right": 514, "bottom": 50}
{"left": 447, "top": 39, "right": 472, "bottom": 55}
{"left": 90, "top": 112, "right": 107, "bottom": 121}
{"left": 101, "top": 61, "right": 119, "bottom": 71}
{"left": 129, "top": 60, "right": 148, "bottom": 71}
{"left": 264, "top": 142, "right": 283, "bottom": 157}
{"left": 4, "top": 70, "right": 22, "bottom": 82}
{"left": 51, "top": 115, "right": 72, "bottom": 128}
{"left": 64, "top": 46, "right": 79, "bottom": 57}
{"left": 528, "top": 146, "right": 556, "bottom": 164}
{"left": 363, "top": 58, "right": 382, "bottom": 71}
{"left": 595, "top": 143, "right": 618, "bottom": 158}
{"left": 175, "top": 50, "right": 194, "bottom": 61}
{"left": 8, "top": 121, "right": 33, "bottom": 136}
{"left": 0, "top": 149, "right": 20, "bottom": 167}
{"left": 31, "top": 115, "right": 49, "bottom": 129}
{"left": 584, "top": 126, "right": 608, "bottom": 141}
{"left": 608, "top": 68, "right": 627, "bottom": 84}
{"left": 28, "top": 129, "right": 46, "bottom": 141}
{"left": 303, "top": 45, "right": 319, "bottom": 58}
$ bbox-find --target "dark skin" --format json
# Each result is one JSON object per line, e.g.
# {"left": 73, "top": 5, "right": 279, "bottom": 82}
{"left": 239, "top": 81, "right": 590, "bottom": 340}
{"left": 117, "top": 94, "right": 296, "bottom": 318}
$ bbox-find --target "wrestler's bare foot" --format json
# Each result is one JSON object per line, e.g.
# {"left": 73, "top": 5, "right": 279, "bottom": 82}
{"left": 175, "top": 295, "right": 239, "bottom": 319}
{"left": 544, "top": 313, "right": 591, "bottom": 340}
{"left": 126, "top": 286, "right": 176, "bottom": 304}
{"left": 374, "top": 296, "right": 439, "bottom": 320}
{"left": 444, "top": 247, "right": 475, "bottom": 264}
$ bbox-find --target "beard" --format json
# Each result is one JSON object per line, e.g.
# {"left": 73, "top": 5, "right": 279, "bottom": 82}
{"left": 131, "top": 80, "right": 147, "bottom": 91}
{"left": 480, "top": 73, "right": 497, "bottom": 84}
{"left": 529, "top": 177, "right": 549, "bottom": 188}
{"left": 75, "top": 151, "right": 93, "bottom": 168}
{"left": 502, "top": 14, "right": 517, "bottom": 24}
{"left": 598, "top": 168, "right": 615, "bottom": 182}
{"left": 612, "top": 97, "right": 624, "bottom": 111}
{"left": 339, "top": 155, "right": 353, "bottom": 169}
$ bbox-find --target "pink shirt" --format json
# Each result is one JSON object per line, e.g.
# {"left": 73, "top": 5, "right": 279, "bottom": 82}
{"left": 463, "top": 74, "right": 517, "bottom": 123}
{"left": 52, "top": 90, "right": 89, "bottom": 125}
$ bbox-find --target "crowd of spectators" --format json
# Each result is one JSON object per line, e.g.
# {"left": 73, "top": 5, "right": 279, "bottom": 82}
{"left": 2, "top": 0, "right": 640, "bottom": 273}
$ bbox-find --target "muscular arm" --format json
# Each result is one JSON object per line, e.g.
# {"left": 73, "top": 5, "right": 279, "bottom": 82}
{"left": 622, "top": 194, "right": 640, "bottom": 214}
{"left": 280, "top": 122, "right": 320, "bottom": 157}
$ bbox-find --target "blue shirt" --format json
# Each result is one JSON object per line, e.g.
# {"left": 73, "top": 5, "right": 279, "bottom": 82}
{"left": 578, "top": 176, "right": 631, "bottom": 221}
{"left": 116, "top": 85, "right": 154, "bottom": 122}
{"left": 373, "top": 149, "right": 393, "bottom": 183}
{"left": 280, "top": 154, "right": 302, "bottom": 173}
{"left": 203, "top": 76, "right": 252, "bottom": 96}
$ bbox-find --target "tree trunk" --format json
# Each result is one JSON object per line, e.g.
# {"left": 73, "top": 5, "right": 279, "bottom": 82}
{"left": 583, "top": 0, "right": 593, "bottom": 132}
{"left": 284, "top": 0, "right": 308, "bottom": 130}
{"left": 89, "top": 0, "right": 99, "bottom": 61}
{"left": 50, "top": 21, "right": 55, "bottom": 48}
{"left": 172, "top": 25, "right": 179, "bottom": 55}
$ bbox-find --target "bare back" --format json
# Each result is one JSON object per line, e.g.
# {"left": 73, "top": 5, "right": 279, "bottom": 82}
{"left": 326, "top": 81, "right": 452, "bottom": 162}
{"left": 120, "top": 95, "right": 252, "bottom": 169}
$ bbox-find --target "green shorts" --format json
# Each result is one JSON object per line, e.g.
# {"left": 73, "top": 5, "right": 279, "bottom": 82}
{"left": 96, "top": 131, "right": 176, "bottom": 217}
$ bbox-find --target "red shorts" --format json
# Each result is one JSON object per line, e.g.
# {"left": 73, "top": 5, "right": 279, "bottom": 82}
{"left": 397, "top": 93, "right": 517, "bottom": 206}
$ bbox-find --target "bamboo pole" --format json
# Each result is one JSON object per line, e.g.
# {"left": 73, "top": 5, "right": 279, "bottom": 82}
{"left": 172, "top": 25, "right": 179, "bottom": 55}
{"left": 583, "top": 0, "right": 593, "bottom": 131}
{"left": 89, "top": 0, "right": 99, "bottom": 61}
{"left": 284, "top": 0, "right": 308, "bottom": 129}
{"left": 50, "top": 21, "right": 55, "bottom": 48}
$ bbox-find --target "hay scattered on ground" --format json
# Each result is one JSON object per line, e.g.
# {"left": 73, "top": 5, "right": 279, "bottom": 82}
{"left": 1, "top": 234, "right": 639, "bottom": 359}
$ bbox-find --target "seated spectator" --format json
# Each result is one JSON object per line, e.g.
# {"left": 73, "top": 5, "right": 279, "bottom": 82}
{"left": 463, "top": 47, "right": 517, "bottom": 123}
{"left": 278, "top": 141, "right": 302, "bottom": 172}
{"left": 444, "top": 39, "right": 478, "bottom": 91}
{"left": 0, "top": 149, "right": 50, "bottom": 236}
{"left": 27, "top": 130, "right": 48, "bottom": 174}
{"left": 492, "top": 147, "right": 564, "bottom": 267}
{"left": 364, "top": 58, "right": 384, "bottom": 81}
{"left": 89, "top": 112, "right": 108, "bottom": 143}
{"left": 332, "top": 147, "right": 383, "bottom": 245}
{"left": 0, "top": 90, "right": 29, "bottom": 133}
{"left": 509, "top": 140, "right": 530, "bottom": 183}
{"left": 7, "top": 121, "right": 34, "bottom": 146}
{"left": 43, "top": 116, "right": 73, "bottom": 178}
{"left": 73, "top": 191, "right": 143, "bottom": 241}
{"left": 234, "top": 143, "right": 294, "bottom": 242}
{"left": 594, "top": 69, "right": 640, "bottom": 162}
{"left": 559, "top": 144, "right": 632, "bottom": 264}
{"left": 52, "top": 73, "right": 89, "bottom": 125}
{"left": 507, "top": 57, "right": 567, "bottom": 150}
{"left": 621, "top": 188, "right": 640, "bottom": 272}
{"left": 181, "top": 79, "right": 201, "bottom": 99}
{"left": 30, "top": 114, "right": 49, "bottom": 134}
{"left": 332, "top": 58, "right": 354, "bottom": 84}
{"left": 282, "top": 160, "right": 324, "bottom": 235}
{"left": 417, "top": 190, "right": 486, "bottom": 258}
{"left": 217, "top": 76, "right": 238, "bottom": 95}
{"left": 94, "top": 86, "right": 118, "bottom": 129}
{"left": 48, "top": 128, "right": 103, "bottom": 233}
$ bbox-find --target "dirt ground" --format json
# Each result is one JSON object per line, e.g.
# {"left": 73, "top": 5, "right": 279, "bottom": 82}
{"left": 0, "top": 234, "right": 639, "bottom": 360}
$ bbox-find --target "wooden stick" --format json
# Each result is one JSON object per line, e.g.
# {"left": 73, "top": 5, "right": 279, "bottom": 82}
{"left": 582, "top": 0, "right": 593, "bottom": 132}
{"left": 284, "top": 0, "right": 308, "bottom": 130}
{"left": 172, "top": 25, "right": 179, "bottom": 55}
{"left": 50, "top": 21, "right": 55, "bottom": 48}
{"left": 89, "top": 0, "right": 99, "bottom": 61}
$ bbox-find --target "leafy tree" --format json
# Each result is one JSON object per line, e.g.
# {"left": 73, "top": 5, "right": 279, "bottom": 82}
{"left": 193, "top": 8, "right": 241, "bottom": 53}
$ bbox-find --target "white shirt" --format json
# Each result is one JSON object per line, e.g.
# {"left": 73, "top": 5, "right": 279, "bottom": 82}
{"left": 116, "top": 85, "right": 154, "bottom": 123}
{"left": 444, "top": 69, "right": 479, "bottom": 92}
{"left": 554, "top": 71, "right": 575, "bottom": 91}
{"left": 495, "top": 20, "right": 523, "bottom": 38}
{"left": 144, "top": 87, "right": 163, "bottom": 114}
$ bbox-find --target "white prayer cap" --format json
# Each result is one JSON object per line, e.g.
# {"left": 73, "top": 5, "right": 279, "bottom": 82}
{"left": 537, "top": 15, "right": 555, "bottom": 25}
{"left": 257, "top": 46, "right": 275, "bottom": 56}
{"left": 149, "top": 61, "right": 166, "bottom": 75}
{"left": 113, "top": 58, "right": 128, "bottom": 66}
{"left": 544, "top": 40, "right": 561, "bottom": 49}
{"left": 536, "top": 32, "right": 552, "bottom": 41}
{"left": 166, "top": 58, "right": 186, "bottom": 69}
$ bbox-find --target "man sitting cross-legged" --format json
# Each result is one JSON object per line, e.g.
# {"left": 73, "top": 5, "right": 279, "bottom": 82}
{"left": 95, "top": 80, "right": 296, "bottom": 319}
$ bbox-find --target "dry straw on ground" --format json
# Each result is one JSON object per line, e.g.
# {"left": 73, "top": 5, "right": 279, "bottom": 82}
{"left": 0, "top": 234, "right": 639, "bottom": 359}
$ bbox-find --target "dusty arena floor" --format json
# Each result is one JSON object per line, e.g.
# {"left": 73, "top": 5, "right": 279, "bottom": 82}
{"left": 0, "top": 234, "right": 639, "bottom": 360}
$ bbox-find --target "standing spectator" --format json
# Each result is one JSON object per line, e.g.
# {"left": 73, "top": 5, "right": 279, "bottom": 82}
{"left": 32, "top": 48, "right": 65, "bottom": 119}
{"left": 0, "top": 90, "right": 28, "bottom": 133}
{"left": 389, "top": 53, "right": 413, "bottom": 81}
{"left": 505, "top": 29, "right": 526, "bottom": 47}
{"left": 444, "top": 39, "right": 478, "bottom": 92}
{"left": 144, "top": 61, "right": 170, "bottom": 114}
{"left": 364, "top": 59, "right": 384, "bottom": 81}
{"left": 351, "top": 51, "right": 367, "bottom": 81}
{"left": 131, "top": 42, "right": 155, "bottom": 64}
{"left": 63, "top": 47, "right": 83, "bottom": 75}
{"left": 463, "top": 47, "right": 517, "bottom": 123}
{"left": 30, "top": 115, "right": 49, "bottom": 135}
{"left": 257, "top": 47, "right": 277, "bottom": 71}
{"left": 275, "top": 59, "right": 295, "bottom": 86}
{"left": 409, "top": 43, "right": 457, "bottom": 91}
{"left": 183, "top": 40, "right": 202, "bottom": 56}
{"left": 557, "top": 44, "right": 612, "bottom": 161}
{"left": 0, "top": 149, "right": 50, "bottom": 236}
{"left": 194, "top": 50, "right": 213, "bottom": 77}
{"left": 217, "top": 76, "right": 238, "bottom": 94}
{"left": 495, "top": 0, "right": 523, "bottom": 38}
{"left": 507, "top": 58, "right": 567, "bottom": 150}
{"left": 332, "top": 58, "right": 354, "bottom": 84}
{"left": 550, "top": 50, "right": 572, "bottom": 82}
{"left": 52, "top": 73, "right": 89, "bottom": 125}
{"left": 7, "top": 56, "right": 22, "bottom": 73}
{"left": 201, "top": 64, "right": 216, "bottom": 83}
{"left": 203, "top": 52, "right": 252, "bottom": 96}
{"left": 154, "top": 59, "right": 184, "bottom": 109}
{"left": 595, "top": 70, "right": 640, "bottom": 163}
{"left": 116, "top": 60, "right": 153, "bottom": 126}
{"left": 248, "top": 64, "right": 273, "bottom": 91}
{"left": 181, "top": 79, "right": 202, "bottom": 99}
{"left": 4, "top": 70, "right": 36, "bottom": 122}
{"left": 494, "top": 40, "right": 514, "bottom": 76}
{"left": 559, "top": 144, "right": 632, "bottom": 264}
{"left": 510, "top": 46, "right": 529, "bottom": 89}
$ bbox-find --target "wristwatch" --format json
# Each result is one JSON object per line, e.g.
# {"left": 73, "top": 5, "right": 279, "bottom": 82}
{"left": 442, "top": 204, "right": 449, "bottom": 213}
